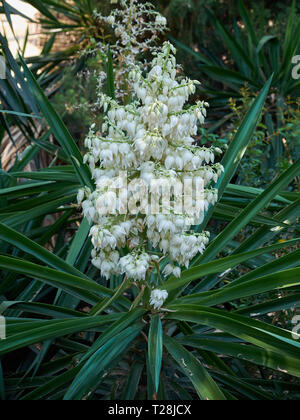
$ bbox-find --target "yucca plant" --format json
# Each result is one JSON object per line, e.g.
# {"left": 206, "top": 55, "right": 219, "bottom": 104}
{"left": 0, "top": 33, "right": 299, "bottom": 400}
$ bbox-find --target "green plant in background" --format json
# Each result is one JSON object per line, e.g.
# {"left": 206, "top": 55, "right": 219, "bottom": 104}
{"left": 0, "top": 0, "right": 104, "bottom": 162}
{"left": 228, "top": 87, "right": 300, "bottom": 188}
{"left": 0, "top": 0, "right": 130, "bottom": 98}
{"left": 0, "top": 32, "right": 40, "bottom": 145}
{"left": 0, "top": 0, "right": 169, "bottom": 144}
{"left": 279, "top": 97, "right": 300, "bottom": 172}
{"left": 20, "top": 0, "right": 109, "bottom": 72}
{"left": 172, "top": 0, "right": 300, "bottom": 177}
{"left": 154, "top": 0, "right": 300, "bottom": 74}
{"left": 0, "top": 32, "right": 299, "bottom": 399}
{"left": 228, "top": 87, "right": 278, "bottom": 188}
{"left": 171, "top": 0, "right": 300, "bottom": 100}
{"left": 50, "top": 54, "right": 103, "bottom": 141}
{"left": 0, "top": 0, "right": 106, "bottom": 83}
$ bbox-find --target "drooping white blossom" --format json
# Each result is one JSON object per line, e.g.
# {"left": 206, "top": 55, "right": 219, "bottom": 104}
{"left": 119, "top": 252, "right": 152, "bottom": 282}
{"left": 150, "top": 289, "right": 169, "bottom": 310}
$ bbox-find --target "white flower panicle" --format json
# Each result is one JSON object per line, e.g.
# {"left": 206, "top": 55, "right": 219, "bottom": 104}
{"left": 78, "top": 41, "right": 223, "bottom": 289}
{"left": 119, "top": 252, "right": 153, "bottom": 282}
{"left": 95, "top": 0, "right": 168, "bottom": 99}
{"left": 150, "top": 289, "right": 168, "bottom": 310}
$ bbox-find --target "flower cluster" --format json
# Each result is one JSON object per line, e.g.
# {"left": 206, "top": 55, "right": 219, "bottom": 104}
{"left": 150, "top": 289, "right": 169, "bottom": 310}
{"left": 95, "top": 0, "right": 167, "bottom": 99}
{"left": 78, "top": 41, "right": 223, "bottom": 307}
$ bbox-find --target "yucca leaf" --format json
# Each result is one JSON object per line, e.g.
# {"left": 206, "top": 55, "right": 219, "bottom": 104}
{"left": 178, "top": 268, "right": 300, "bottom": 307}
{"left": 1, "top": 301, "right": 87, "bottom": 319}
{"left": 1, "top": 195, "right": 76, "bottom": 228}
{"left": 21, "top": 365, "right": 82, "bottom": 400}
{"left": 256, "top": 35, "right": 278, "bottom": 54}
{"left": 179, "top": 337, "right": 300, "bottom": 378}
{"left": 0, "top": 255, "right": 129, "bottom": 305}
{"left": 236, "top": 293, "right": 300, "bottom": 317}
{"left": 66, "top": 217, "right": 90, "bottom": 266}
{"left": 122, "top": 362, "right": 144, "bottom": 400}
{"left": 225, "top": 184, "right": 290, "bottom": 204}
{"left": 64, "top": 324, "right": 143, "bottom": 400}
{"left": 227, "top": 248, "right": 300, "bottom": 287}
{"left": 9, "top": 169, "right": 78, "bottom": 183}
{"left": 0, "top": 109, "right": 41, "bottom": 119}
{"left": 234, "top": 198, "right": 300, "bottom": 255}
{"left": 0, "top": 181, "right": 54, "bottom": 198}
{"left": 81, "top": 309, "right": 146, "bottom": 363}
{"left": 148, "top": 315, "right": 163, "bottom": 393}
{"left": 0, "top": 222, "right": 90, "bottom": 280}
{"left": 167, "top": 308, "right": 300, "bottom": 361}
{"left": 70, "top": 155, "right": 94, "bottom": 191}
{"left": 195, "top": 77, "right": 272, "bottom": 234}
{"left": 19, "top": 55, "right": 92, "bottom": 187}
{"left": 200, "top": 66, "right": 258, "bottom": 88}
{"left": 207, "top": 9, "right": 255, "bottom": 75}
{"left": 89, "top": 276, "right": 131, "bottom": 315}
{"left": 25, "top": 0, "right": 59, "bottom": 22}
{"left": 237, "top": 0, "right": 258, "bottom": 46}
{"left": 0, "top": 314, "right": 123, "bottom": 356}
{"left": 213, "top": 372, "right": 273, "bottom": 400}
{"left": 195, "top": 158, "right": 300, "bottom": 265}
{"left": 164, "top": 335, "right": 226, "bottom": 400}
{"left": 162, "top": 238, "right": 299, "bottom": 293}
{"left": 0, "top": 34, "right": 39, "bottom": 115}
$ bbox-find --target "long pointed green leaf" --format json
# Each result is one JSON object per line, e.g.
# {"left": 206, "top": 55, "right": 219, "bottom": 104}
{"left": 164, "top": 335, "right": 226, "bottom": 400}
{"left": 196, "top": 158, "right": 300, "bottom": 265}
{"left": 167, "top": 307, "right": 300, "bottom": 360}
{"left": 179, "top": 336, "right": 300, "bottom": 378}
{"left": 148, "top": 315, "right": 163, "bottom": 393}
{"left": 0, "top": 314, "right": 122, "bottom": 356}
{"left": 64, "top": 324, "right": 143, "bottom": 400}
{"left": 179, "top": 268, "right": 300, "bottom": 307}
{"left": 0, "top": 255, "right": 129, "bottom": 304}
{"left": 0, "top": 222, "right": 90, "bottom": 280}
{"left": 163, "top": 238, "right": 299, "bottom": 293}
{"left": 19, "top": 55, "right": 92, "bottom": 188}
{"left": 195, "top": 77, "right": 272, "bottom": 235}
